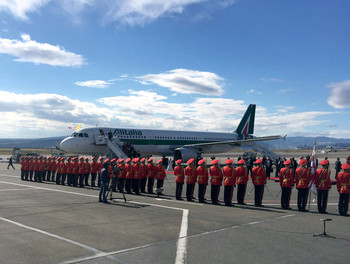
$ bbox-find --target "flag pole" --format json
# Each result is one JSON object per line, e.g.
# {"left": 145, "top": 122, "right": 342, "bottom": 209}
{"left": 308, "top": 138, "right": 317, "bottom": 210}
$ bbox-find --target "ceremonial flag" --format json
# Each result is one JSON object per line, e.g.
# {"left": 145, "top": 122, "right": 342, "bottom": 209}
{"left": 75, "top": 125, "right": 81, "bottom": 130}
{"left": 309, "top": 139, "right": 317, "bottom": 194}
{"left": 68, "top": 126, "right": 72, "bottom": 130}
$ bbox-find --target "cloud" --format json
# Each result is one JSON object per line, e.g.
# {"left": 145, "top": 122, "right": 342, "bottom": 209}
{"left": 0, "top": 89, "right": 338, "bottom": 138}
{"left": 0, "top": 0, "right": 235, "bottom": 26}
{"left": 275, "top": 105, "right": 295, "bottom": 113}
{"left": 0, "top": 0, "right": 50, "bottom": 20}
{"left": 327, "top": 80, "right": 350, "bottom": 109}
{"left": 246, "top": 89, "right": 262, "bottom": 95}
{"left": 260, "top": 77, "right": 284, "bottom": 83}
{"left": 0, "top": 34, "right": 85, "bottom": 67}
{"left": 137, "top": 69, "right": 224, "bottom": 95}
{"left": 75, "top": 80, "right": 112, "bottom": 88}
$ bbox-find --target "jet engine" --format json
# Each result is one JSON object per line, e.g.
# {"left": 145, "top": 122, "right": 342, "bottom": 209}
{"left": 173, "top": 147, "right": 199, "bottom": 162}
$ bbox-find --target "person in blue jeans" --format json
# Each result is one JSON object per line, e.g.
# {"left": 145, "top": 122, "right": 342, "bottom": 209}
{"left": 99, "top": 159, "right": 110, "bottom": 204}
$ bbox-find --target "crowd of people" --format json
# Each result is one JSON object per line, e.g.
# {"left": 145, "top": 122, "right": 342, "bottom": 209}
{"left": 18, "top": 154, "right": 350, "bottom": 216}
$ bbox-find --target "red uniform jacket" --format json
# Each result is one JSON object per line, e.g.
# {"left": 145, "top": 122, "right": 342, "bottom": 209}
{"left": 84, "top": 162, "right": 91, "bottom": 174}
{"left": 51, "top": 160, "right": 56, "bottom": 171}
{"left": 33, "top": 160, "right": 38, "bottom": 171}
{"left": 140, "top": 164, "right": 147, "bottom": 178}
{"left": 279, "top": 168, "right": 294, "bottom": 188}
{"left": 108, "top": 165, "right": 113, "bottom": 178}
{"left": 28, "top": 160, "right": 34, "bottom": 171}
{"left": 78, "top": 161, "right": 85, "bottom": 174}
{"left": 65, "top": 162, "right": 72, "bottom": 174}
{"left": 46, "top": 161, "right": 52, "bottom": 171}
{"left": 147, "top": 163, "right": 156, "bottom": 178}
{"left": 337, "top": 172, "right": 350, "bottom": 193}
{"left": 252, "top": 166, "right": 266, "bottom": 185}
{"left": 97, "top": 161, "right": 103, "bottom": 175}
{"left": 210, "top": 166, "right": 223, "bottom": 186}
{"left": 295, "top": 167, "right": 311, "bottom": 189}
{"left": 72, "top": 162, "right": 78, "bottom": 175}
{"left": 38, "top": 160, "right": 44, "bottom": 172}
{"left": 133, "top": 163, "right": 142, "bottom": 179}
{"left": 197, "top": 166, "right": 208, "bottom": 185}
{"left": 125, "top": 164, "right": 134, "bottom": 179}
{"left": 90, "top": 161, "right": 98, "bottom": 174}
{"left": 315, "top": 168, "right": 331, "bottom": 190}
{"left": 156, "top": 164, "right": 166, "bottom": 180}
{"left": 223, "top": 166, "right": 236, "bottom": 186}
{"left": 235, "top": 166, "right": 248, "bottom": 185}
{"left": 185, "top": 166, "right": 197, "bottom": 184}
{"left": 174, "top": 165, "right": 185, "bottom": 183}
{"left": 118, "top": 164, "right": 125, "bottom": 178}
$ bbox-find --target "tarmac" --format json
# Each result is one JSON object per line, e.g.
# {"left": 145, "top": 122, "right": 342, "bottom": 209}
{"left": 0, "top": 152, "right": 350, "bottom": 264}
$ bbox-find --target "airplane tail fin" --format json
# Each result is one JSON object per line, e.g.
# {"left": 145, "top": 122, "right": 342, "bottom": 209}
{"left": 235, "top": 104, "right": 256, "bottom": 140}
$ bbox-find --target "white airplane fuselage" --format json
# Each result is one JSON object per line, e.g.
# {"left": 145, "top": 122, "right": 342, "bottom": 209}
{"left": 60, "top": 127, "right": 239, "bottom": 156}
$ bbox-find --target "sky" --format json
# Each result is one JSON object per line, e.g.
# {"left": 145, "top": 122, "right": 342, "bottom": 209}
{"left": 0, "top": 0, "right": 349, "bottom": 139}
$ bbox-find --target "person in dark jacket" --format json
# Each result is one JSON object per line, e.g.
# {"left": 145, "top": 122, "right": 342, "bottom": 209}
{"left": 99, "top": 160, "right": 110, "bottom": 204}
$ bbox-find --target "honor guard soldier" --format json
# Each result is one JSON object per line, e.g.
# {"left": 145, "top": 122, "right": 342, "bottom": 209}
{"left": 72, "top": 157, "right": 79, "bottom": 187}
{"left": 156, "top": 159, "right": 166, "bottom": 195}
{"left": 252, "top": 159, "right": 266, "bottom": 206}
{"left": 46, "top": 157, "right": 52, "bottom": 181}
{"left": 24, "top": 157, "right": 29, "bottom": 181}
{"left": 210, "top": 159, "right": 223, "bottom": 205}
{"left": 33, "top": 156, "right": 39, "bottom": 182}
{"left": 20, "top": 157, "right": 25, "bottom": 180}
{"left": 185, "top": 158, "right": 197, "bottom": 201}
{"left": 55, "top": 158, "right": 61, "bottom": 185}
{"left": 90, "top": 157, "right": 98, "bottom": 187}
{"left": 51, "top": 157, "right": 57, "bottom": 182}
{"left": 140, "top": 158, "right": 147, "bottom": 193}
{"left": 84, "top": 158, "right": 91, "bottom": 186}
{"left": 337, "top": 163, "right": 350, "bottom": 216}
{"left": 78, "top": 157, "right": 85, "bottom": 188}
{"left": 147, "top": 158, "right": 156, "bottom": 194}
{"left": 117, "top": 159, "right": 125, "bottom": 193}
{"left": 295, "top": 159, "right": 311, "bottom": 211}
{"left": 65, "top": 157, "right": 72, "bottom": 186}
{"left": 279, "top": 160, "right": 294, "bottom": 210}
{"left": 38, "top": 156, "right": 44, "bottom": 182}
{"left": 223, "top": 159, "right": 236, "bottom": 206}
{"left": 315, "top": 159, "right": 331, "bottom": 214}
{"left": 174, "top": 159, "right": 185, "bottom": 200}
{"left": 197, "top": 159, "right": 209, "bottom": 203}
{"left": 28, "top": 157, "right": 34, "bottom": 181}
{"left": 125, "top": 158, "right": 133, "bottom": 194}
{"left": 236, "top": 159, "right": 248, "bottom": 205}
{"left": 132, "top": 158, "right": 141, "bottom": 195}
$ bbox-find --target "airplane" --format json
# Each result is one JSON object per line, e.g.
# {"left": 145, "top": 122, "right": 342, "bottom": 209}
{"left": 59, "top": 104, "right": 285, "bottom": 161}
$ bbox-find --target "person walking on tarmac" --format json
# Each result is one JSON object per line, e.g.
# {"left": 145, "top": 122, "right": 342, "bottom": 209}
{"left": 337, "top": 163, "right": 350, "bottom": 216}
{"left": 223, "top": 159, "right": 236, "bottom": 206}
{"left": 185, "top": 158, "right": 197, "bottom": 202}
{"left": 7, "top": 156, "right": 15, "bottom": 169}
{"left": 210, "top": 159, "right": 223, "bottom": 205}
{"left": 147, "top": 158, "right": 156, "bottom": 194}
{"left": 197, "top": 159, "right": 209, "bottom": 203}
{"left": 315, "top": 159, "right": 331, "bottom": 214}
{"left": 279, "top": 160, "right": 294, "bottom": 210}
{"left": 174, "top": 159, "right": 185, "bottom": 200}
{"left": 252, "top": 159, "right": 266, "bottom": 206}
{"left": 295, "top": 158, "right": 311, "bottom": 211}
{"left": 99, "top": 160, "right": 109, "bottom": 204}
{"left": 236, "top": 159, "right": 248, "bottom": 205}
{"left": 156, "top": 159, "right": 166, "bottom": 195}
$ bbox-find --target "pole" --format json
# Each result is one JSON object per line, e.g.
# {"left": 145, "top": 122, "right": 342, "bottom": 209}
{"left": 308, "top": 189, "right": 311, "bottom": 211}
{"left": 247, "top": 185, "right": 255, "bottom": 196}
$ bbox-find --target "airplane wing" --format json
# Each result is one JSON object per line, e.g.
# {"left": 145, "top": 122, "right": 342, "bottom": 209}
{"left": 183, "top": 135, "right": 285, "bottom": 149}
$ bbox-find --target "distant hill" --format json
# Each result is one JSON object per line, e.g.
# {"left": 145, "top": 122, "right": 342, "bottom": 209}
{"left": 0, "top": 137, "right": 65, "bottom": 148}
{"left": 0, "top": 136, "right": 349, "bottom": 150}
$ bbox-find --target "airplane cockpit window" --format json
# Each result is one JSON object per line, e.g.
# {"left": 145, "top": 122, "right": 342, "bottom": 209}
{"left": 78, "top": 133, "right": 84, "bottom": 137}
{"left": 71, "top": 132, "right": 78, "bottom": 137}
{"left": 84, "top": 133, "right": 89, "bottom": 138}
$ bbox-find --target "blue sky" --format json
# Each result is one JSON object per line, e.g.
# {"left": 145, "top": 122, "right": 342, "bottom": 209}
{"left": 0, "top": 0, "right": 349, "bottom": 139}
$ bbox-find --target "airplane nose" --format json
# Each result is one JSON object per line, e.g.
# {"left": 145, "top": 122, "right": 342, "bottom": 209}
{"left": 60, "top": 138, "right": 71, "bottom": 152}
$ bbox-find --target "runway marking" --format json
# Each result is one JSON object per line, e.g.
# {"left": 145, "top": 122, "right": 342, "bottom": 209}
{"left": 0, "top": 180, "right": 189, "bottom": 264}
{"left": 0, "top": 216, "right": 103, "bottom": 254}
{"left": 0, "top": 187, "right": 36, "bottom": 192}
{"left": 155, "top": 198, "right": 203, "bottom": 205}
{"left": 63, "top": 213, "right": 294, "bottom": 263}
{"left": 0, "top": 173, "right": 20, "bottom": 178}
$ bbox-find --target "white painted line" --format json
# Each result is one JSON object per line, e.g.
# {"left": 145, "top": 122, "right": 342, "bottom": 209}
{"left": 0, "top": 180, "right": 189, "bottom": 264}
{"left": 0, "top": 173, "right": 20, "bottom": 178}
{"left": 0, "top": 187, "right": 36, "bottom": 192}
{"left": 0, "top": 216, "right": 103, "bottom": 254}
{"left": 155, "top": 198, "right": 203, "bottom": 206}
{"left": 175, "top": 209, "right": 188, "bottom": 264}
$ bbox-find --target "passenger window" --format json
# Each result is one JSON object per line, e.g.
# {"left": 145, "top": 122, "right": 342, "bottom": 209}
{"left": 84, "top": 133, "right": 89, "bottom": 138}
{"left": 78, "top": 133, "right": 84, "bottom": 137}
